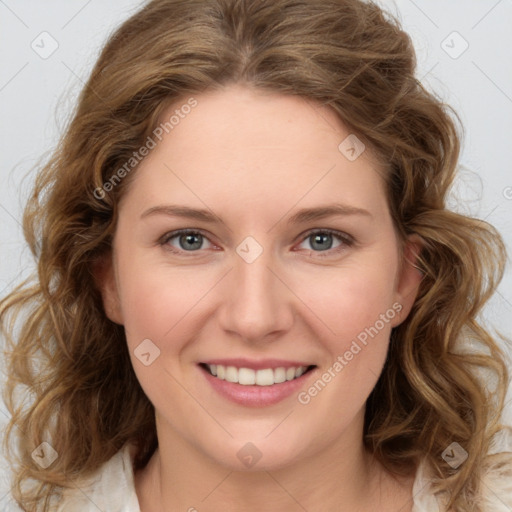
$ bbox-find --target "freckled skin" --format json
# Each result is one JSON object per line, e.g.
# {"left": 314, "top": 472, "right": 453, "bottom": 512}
{"left": 99, "top": 83, "right": 422, "bottom": 512}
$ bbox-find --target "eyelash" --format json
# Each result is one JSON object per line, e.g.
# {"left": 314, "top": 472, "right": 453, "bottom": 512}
{"left": 158, "top": 228, "right": 355, "bottom": 259}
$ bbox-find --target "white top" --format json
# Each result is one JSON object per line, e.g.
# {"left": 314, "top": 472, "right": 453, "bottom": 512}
{"left": 53, "top": 428, "right": 512, "bottom": 512}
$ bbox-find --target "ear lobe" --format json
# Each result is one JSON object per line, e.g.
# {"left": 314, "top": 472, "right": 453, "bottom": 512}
{"left": 92, "top": 252, "right": 124, "bottom": 325}
{"left": 390, "top": 234, "right": 424, "bottom": 328}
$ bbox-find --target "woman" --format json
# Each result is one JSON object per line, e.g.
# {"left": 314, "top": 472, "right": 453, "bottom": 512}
{"left": 1, "top": 0, "right": 512, "bottom": 511}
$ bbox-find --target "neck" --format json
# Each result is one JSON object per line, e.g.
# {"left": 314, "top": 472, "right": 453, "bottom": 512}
{"left": 134, "top": 411, "right": 403, "bottom": 512}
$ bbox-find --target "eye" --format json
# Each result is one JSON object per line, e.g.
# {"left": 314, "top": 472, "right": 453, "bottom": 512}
{"left": 160, "top": 229, "right": 215, "bottom": 253}
{"left": 296, "top": 229, "right": 354, "bottom": 257}
{"left": 159, "top": 228, "right": 354, "bottom": 257}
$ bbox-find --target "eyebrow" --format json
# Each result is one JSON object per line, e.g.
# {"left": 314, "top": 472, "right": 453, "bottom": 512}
{"left": 140, "top": 203, "right": 372, "bottom": 224}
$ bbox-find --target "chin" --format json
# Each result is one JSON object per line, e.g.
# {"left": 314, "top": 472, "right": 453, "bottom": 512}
{"left": 202, "top": 434, "right": 310, "bottom": 473}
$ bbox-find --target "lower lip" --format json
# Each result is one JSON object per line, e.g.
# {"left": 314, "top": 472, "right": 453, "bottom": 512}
{"left": 199, "top": 365, "right": 316, "bottom": 408}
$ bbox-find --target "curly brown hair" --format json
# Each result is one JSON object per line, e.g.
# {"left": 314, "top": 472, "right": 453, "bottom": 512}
{"left": 1, "top": 0, "right": 511, "bottom": 510}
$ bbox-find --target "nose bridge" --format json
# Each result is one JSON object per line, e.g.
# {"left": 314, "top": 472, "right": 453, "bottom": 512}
{"left": 219, "top": 241, "right": 292, "bottom": 341}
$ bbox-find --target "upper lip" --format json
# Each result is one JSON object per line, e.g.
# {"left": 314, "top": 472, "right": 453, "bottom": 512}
{"left": 200, "top": 358, "right": 316, "bottom": 370}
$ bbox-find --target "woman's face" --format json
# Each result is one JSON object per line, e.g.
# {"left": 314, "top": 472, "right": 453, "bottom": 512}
{"left": 100, "top": 83, "right": 422, "bottom": 470}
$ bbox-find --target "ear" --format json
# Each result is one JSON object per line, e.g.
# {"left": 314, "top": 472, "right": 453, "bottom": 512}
{"left": 390, "top": 233, "right": 424, "bottom": 328}
{"left": 92, "top": 251, "right": 124, "bottom": 325}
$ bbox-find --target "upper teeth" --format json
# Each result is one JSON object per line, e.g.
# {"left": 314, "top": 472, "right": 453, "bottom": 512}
{"left": 207, "top": 364, "right": 309, "bottom": 386}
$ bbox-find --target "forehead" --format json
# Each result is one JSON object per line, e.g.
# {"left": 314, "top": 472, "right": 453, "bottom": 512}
{"left": 124, "top": 84, "right": 390, "bottom": 221}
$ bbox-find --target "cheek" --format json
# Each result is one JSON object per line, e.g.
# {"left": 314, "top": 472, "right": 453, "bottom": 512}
{"left": 293, "top": 265, "right": 399, "bottom": 425}
{"left": 292, "top": 257, "right": 398, "bottom": 345}
{"left": 115, "top": 252, "right": 215, "bottom": 349}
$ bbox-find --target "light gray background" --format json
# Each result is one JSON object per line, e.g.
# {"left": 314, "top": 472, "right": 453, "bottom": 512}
{"left": 1, "top": 1, "right": 512, "bottom": 508}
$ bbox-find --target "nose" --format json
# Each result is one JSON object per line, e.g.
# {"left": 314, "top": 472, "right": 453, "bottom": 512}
{"left": 217, "top": 246, "right": 294, "bottom": 344}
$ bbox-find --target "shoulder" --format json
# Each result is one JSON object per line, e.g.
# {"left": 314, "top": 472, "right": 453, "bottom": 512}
{"left": 52, "top": 443, "right": 141, "bottom": 512}
{"left": 412, "top": 426, "right": 512, "bottom": 512}
{"left": 478, "top": 426, "right": 512, "bottom": 511}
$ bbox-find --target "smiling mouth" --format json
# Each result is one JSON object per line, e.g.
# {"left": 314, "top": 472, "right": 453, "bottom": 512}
{"left": 199, "top": 363, "right": 317, "bottom": 386}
